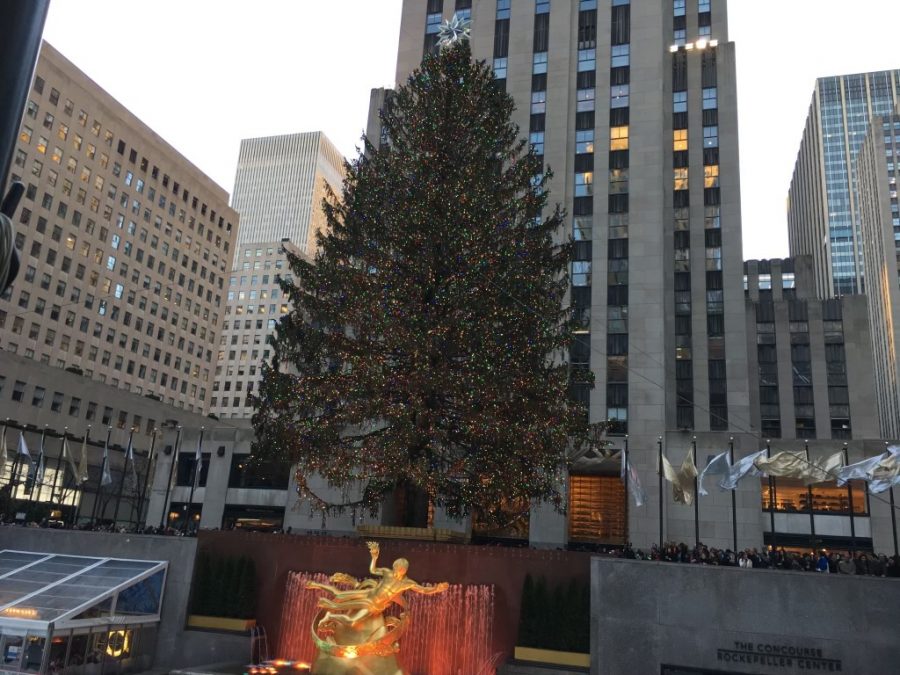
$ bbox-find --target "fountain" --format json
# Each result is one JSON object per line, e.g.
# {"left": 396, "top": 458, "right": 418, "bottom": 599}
{"left": 277, "top": 542, "right": 497, "bottom": 675}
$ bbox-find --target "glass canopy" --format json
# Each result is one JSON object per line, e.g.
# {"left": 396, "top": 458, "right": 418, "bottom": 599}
{"left": 0, "top": 550, "right": 167, "bottom": 674}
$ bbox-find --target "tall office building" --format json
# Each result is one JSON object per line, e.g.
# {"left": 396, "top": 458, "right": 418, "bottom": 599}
{"left": 787, "top": 69, "right": 900, "bottom": 298}
{"left": 212, "top": 133, "right": 344, "bottom": 419}
{"left": 1, "top": 42, "right": 238, "bottom": 414}
{"left": 383, "top": 0, "right": 751, "bottom": 547}
{"left": 232, "top": 132, "right": 344, "bottom": 252}
{"left": 858, "top": 111, "right": 900, "bottom": 438}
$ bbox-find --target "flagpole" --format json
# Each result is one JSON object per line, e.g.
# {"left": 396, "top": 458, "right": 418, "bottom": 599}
{"left": 805, "top": 440, "right": 816, "bottom": 553}
{"left": 184, "top": 427, "right": 205, "bottom": 534}
{"left": 767, "top": 440, "right": 777, "bottom": 552}
{"left": 843, "top": 443, "right": 856, "bottom": 554}
{"left": 91, "top": 428, "right": 112, "bottom": 527}
{"left": 49, "top": 429, "right": 67, "bottom": 509}
{"left": 692, "top": 437, "right": 699, "bottom": 548}
{"left": 160, "top": 426, "right": 182, "bottom": 530}
{"left": 657, "top": 436, "right": 664, "bottom": 549}
{"left": 623, "top": 436, "right": 629, "bottom": 547}
{"left": 112, "top": 428, "right": 135, "bottom": 527}
{"left": 136, "top": 429, "right": 157, "bottom": 529}
{"left": 71, "top": 426, "right": 90, "bottom": 527}
{"left": 729, "top": 437, "right": 737, "bottom": 554}
{"left": 28, "top": 427, "right": 47, "bottom": 503}
{"left": 890, "top": 484, "right": 899, "bottom": 558}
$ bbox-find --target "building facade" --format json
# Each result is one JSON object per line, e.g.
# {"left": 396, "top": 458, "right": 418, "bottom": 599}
{"left": 1, "top": 42, "right": 238, "bottom": 415}
{"left": 232, "top": 132, "right": 344, "bottom": 253}
{"left": 858, "top": 111, "right": 900, "bottom": 438}
{"left": 212, "top": 132, "right": 344, "bottom": 420}
{"left": 385, "top": 0, "right": 751, "bottom": 547}
{"left": 787, "top": 69, "right": 900, "bottom": 298}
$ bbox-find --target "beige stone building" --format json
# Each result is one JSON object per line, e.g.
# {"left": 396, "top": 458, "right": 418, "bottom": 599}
{"left": 1, "top": 42, "right": 238, "bottom": 415}
{"left": 212, "top": 133, "right": 344, "bottom": 419}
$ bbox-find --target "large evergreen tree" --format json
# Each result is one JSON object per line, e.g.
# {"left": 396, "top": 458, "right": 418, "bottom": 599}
{"left": 252, "top": 40, "right": 596, "bottom": 523}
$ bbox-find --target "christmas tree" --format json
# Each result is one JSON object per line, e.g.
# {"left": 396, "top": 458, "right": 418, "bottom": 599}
{"left": 252, "top": 38, "right": 598, "bottom": 524}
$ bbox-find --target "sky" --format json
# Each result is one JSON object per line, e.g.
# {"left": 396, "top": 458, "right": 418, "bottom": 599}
{"left": 42, "top": 0, "right": 900, "bottom": 261}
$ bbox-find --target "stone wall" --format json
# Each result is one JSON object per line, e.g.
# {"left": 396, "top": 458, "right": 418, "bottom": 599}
{"left": 592, "top": 557, "right": 900, "bottom": 675}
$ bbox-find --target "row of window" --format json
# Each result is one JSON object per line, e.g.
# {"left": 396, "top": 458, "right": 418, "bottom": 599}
{"left": 0, "top": 375, "right": 158, "bottom": 434}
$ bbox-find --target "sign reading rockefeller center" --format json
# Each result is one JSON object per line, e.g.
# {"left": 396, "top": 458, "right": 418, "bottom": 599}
{"left": 717, "top": 642, "right": 843, "bottom": 671}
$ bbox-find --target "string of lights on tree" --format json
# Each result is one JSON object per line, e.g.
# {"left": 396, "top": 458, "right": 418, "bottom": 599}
{"left": 251, "top": 38, "right": 607, "bottom": 525}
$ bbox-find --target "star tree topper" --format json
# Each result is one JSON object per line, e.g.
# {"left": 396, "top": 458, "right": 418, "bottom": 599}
{"left": 437, "top": 13, "right": 471, "bottom": 48}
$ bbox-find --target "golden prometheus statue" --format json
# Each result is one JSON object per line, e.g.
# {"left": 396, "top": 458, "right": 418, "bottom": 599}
{"left": 305, "top": 541, "right": 449, "bottom": 675}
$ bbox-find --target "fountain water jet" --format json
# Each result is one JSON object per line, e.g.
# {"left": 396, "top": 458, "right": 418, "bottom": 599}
{"left": 278, "top": 572, "right": 496, "bottom": 674}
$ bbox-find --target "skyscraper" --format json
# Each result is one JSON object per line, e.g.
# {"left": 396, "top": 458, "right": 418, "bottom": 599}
{"left": 212, "top": 132, "right": 344, "bottom": 419}
{"left": 858, "top": 110, "right": 900, "bottom": 437}
{"left": 384, "top": 0, "right": 750, "bottom": 547}
{"left": 787, "top": 70, "right": 900, "bottom": 298}
{"left": 232, "top": 132, "right": 344, "bottom": 253}
{"left": 1, "top": 42, "right": 238, "bottom": 414}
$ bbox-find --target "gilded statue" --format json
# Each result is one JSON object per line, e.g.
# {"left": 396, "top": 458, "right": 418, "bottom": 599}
{"left": 305, "top": 541, "right": 449, "bottom": 675}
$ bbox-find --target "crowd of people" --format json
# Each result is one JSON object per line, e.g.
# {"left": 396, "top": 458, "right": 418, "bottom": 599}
{"left": 609, "top": 541, "right": 900, "bottom": 577}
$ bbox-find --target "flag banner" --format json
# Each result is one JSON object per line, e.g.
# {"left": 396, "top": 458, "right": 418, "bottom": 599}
{"left": 0, "top": 427, "right": 7, "bottom": 461}
{"left": 620, "top": 451, "right": 646, "bottom": 507}
{"left": 17, "top": 432, "right": 30, "bottom": 458}
{"left": 719, "top": 449, "right": 766, "bottom": 490}
{"left": 77, "top": 437, "right": 90, "bottom": 484}
{"left": 661, "top": 447, "right": 698, "bottom": 505}
{"left": 834, "top": 447, "right": 900, "bottom": 486}
{"left": 627, "top": 460, "right": 646, "bottom": 507}
{"left": 754, "top": 451, "right": 809, "bottom": 479}
{"left": 869, "top": 472, "right": 900, "bottom": 494}
{"left": 125, "top": 437, "right": 138, "bottom": 482}
{"left": 61, "top": 438, "right": 79, "bottom": 480}
{"left": 101, "top": 442, "right": 112, "bottom": 486}
{"left": 191, "top": 433, "right": 204, "bottom": 490}
{"left": 803, "top": 451, "right": 845, "bottom": 485}
{"left": 698, "top": 451, "right": 731, "bottom": 496}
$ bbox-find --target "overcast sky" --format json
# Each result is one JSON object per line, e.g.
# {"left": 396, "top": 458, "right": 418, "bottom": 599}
{"left": 42, "top": 0, "right": 900, "bottom": 260}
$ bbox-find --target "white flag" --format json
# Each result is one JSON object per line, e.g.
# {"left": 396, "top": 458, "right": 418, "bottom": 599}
{"left": 834, "top": 451, "right": 894, "bottom": 486}
{"left": 61, "top": 438, "right": 79, "bottom": 480}
{"left": 34, "top": 435, "right": 46, "bottom": 485}
{"left": 869, "top": 472, "right": 900, "bottom": 494}
{"left": 100, "top": 442, "right": 112, "bottom": 486}
{"left": 698, "top": 451, "right": 731, "bottom": 496}
{"left": 661, "top": 447, "right": 698, "bottom": 505}
{"left": 76, "top": 436, "right": 90, "bottom": 484}
{"left": 17, "top": 432, "right": 30, "bottom": 458}
{"left": 192, "top": 433, "right": 204, "bottom": 489}
{"left": 125, "top": 436, "right": 138, "bottom": 482}
{"left": 720, "top": 449, "right": 766, "bottom": 491}
{"left": 804, "top": 451, "right": 845, "bottom": 485}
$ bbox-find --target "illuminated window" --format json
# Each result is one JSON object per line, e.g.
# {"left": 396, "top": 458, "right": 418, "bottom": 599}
{"left": 704, "top": 165, "right": 719, "bottom": 188}
{"left": 762, "top": 478, "right": 867, "bottom": 515}
{"left": 575, "top": 171, "right": 594, "bottom": 197}
{"left": 674, "top": 167, "right": 689, "bottom": 190}
{"left": 576, "top": 130, "right": 594, "bottom": 154}
{"left": 610, "top": 126, "right": 629, "bottom": 150}
{"left": 673, "top": 129, "right": 688, "bottom": 151}
{"left": 569, "top": 474, "right": 626, "bottom": 544}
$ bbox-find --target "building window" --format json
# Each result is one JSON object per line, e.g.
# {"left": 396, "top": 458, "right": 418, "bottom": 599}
{"left": 673, "top": 129, "right": 688, "bottom": 151}
{"left": 569, "top": 475, "right": 626, "bottom": 544}
{"left": 492, "top": 57, "right": 507, "bottom": 78}
{"left": 532, "top": 51, "right": 548, "bottom": 75}
{"left": 575, "top": 172, "right": 594, "bottom": 197}
{"left": 702, "top": 87, "right": 718, "bottom": 110}
{"left": 703, "top": 125, "right": 718, "bottom": 148}
{"left": 12, "top": 380, "right": 26, "bottom": 402}
{"left": 610, "top": 126, "right": 629, "bottom": 150}
{"left": 32, "top": 386, "right": 45, "bottom": 407}
{"left": 611, "top": 44, "right": 630, "bottom": 68}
